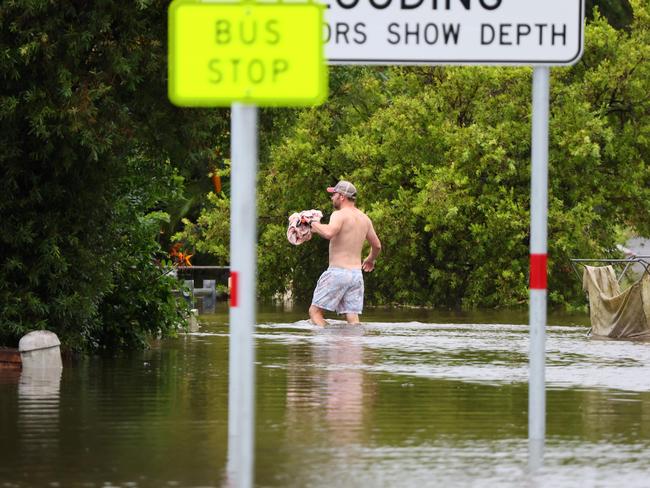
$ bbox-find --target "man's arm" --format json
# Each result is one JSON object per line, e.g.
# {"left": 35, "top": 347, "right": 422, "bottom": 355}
{"left": 310, "top": 211, "right": 343, "bottom": 241}
{"left": 362, "top": 220, "right": 381, "bottom": 272}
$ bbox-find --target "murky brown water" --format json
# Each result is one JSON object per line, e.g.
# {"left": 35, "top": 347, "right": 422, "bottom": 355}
{"left": 1, "top": 305, "right": 650, "bottom": 487}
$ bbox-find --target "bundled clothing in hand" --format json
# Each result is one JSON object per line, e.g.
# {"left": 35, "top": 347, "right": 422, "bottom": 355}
{"left": 287, "top": 210, "right": 323, "bottom": 245}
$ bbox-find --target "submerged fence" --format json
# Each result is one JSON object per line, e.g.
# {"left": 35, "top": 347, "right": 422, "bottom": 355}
{"left": 172, "top": 266, "right": 230, "bottom": 313}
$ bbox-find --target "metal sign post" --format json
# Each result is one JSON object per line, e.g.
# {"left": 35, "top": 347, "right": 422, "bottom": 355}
{"left": 168, "top": 2, "right": 327, "bottom": 486}
{"left": 528, "top": 66, "right": 550, "bottom": 469}
{"left": 227, "top": 103, "right": 258, "bottom": 488}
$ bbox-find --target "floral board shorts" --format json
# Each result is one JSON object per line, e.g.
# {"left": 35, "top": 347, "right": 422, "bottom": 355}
{"left": 311, "top": 267, "right": 364, "bottom": 314}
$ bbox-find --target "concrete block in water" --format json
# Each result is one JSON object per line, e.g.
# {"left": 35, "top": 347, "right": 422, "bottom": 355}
{"left": 189, "top": 309, "right": 200, "bottom": 332}
{"left": 18, "top": 331, "right": 62, "bottom": 370}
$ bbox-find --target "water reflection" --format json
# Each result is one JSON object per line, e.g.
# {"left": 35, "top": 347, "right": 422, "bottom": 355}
{"left": 3, "top": 310, "right": 650, "bottom": 487}
{"left": 316, "top": 327, "right": 367, "bottom": 445}
{"left": 257, "top": 319, "right": 650, "bottom": 487}
{"left": 17, "top": 366, "right": 62, "bottom": 479}
{"left": 528, "top": 438, "right": 545, "bottom": 473}
{"left": 286, "top": 325, "right": 370, "bottom": 447}
{"left": 19, "top": 366, "right": 62, "bottom": 399}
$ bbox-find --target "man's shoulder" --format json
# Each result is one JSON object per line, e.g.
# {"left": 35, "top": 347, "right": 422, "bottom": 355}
{"left": 353, "top": 207, "right": 370, "bottom": 221}
{"left": 339, "top": 207, "right": 365, "bottom": 219}
{"left": 347, "top": 208, "right": 371, "bottom": 230}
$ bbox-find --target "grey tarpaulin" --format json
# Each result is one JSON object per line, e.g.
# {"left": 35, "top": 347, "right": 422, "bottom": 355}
{"left": 582, "top": 265, "right": 650, "bottom": 339}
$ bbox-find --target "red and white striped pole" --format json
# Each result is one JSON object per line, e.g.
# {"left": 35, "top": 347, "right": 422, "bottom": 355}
{"left": 529, "top": 66, "right": 549, "bottom": 466}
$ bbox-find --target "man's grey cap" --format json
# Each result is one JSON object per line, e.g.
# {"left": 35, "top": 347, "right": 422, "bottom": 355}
{"left": 327, "top": 180, "right": 357, "bottom": 199}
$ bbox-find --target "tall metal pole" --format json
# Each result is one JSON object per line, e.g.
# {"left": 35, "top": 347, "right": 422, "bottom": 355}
{"left": 529, "top": 67, "right": 549, "bottom": 468}
{"left": 227, "top": 103, "right": 258, "bottom": 488}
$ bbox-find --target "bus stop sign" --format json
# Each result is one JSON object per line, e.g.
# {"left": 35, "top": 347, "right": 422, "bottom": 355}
{"left": 169, "top": 0, "right": 327, "bottom": 106}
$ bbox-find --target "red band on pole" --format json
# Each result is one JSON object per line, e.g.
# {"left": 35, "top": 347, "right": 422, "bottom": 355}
{"left": 529, "top": 254, "right": 547, "bottom": 290}
{"left": 230, "top": 271, "right": 239, "bottom": 307}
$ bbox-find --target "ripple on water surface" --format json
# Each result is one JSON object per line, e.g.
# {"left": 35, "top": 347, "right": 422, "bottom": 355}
{"left": 255, "top": 320, "right": 650, "bottom": 391}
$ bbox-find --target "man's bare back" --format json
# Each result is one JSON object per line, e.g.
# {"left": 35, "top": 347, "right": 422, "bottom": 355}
{"left": 328, "top": 207, "right": 372, "bottom": 269}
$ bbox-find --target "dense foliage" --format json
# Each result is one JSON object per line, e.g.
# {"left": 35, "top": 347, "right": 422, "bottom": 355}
{"left": 1, "top": 0, "right": 647, "bottom": 350}
{"left": 179, "top": 2, "right": 650, "bottom": 309}
{"left": 587, "top": 0, "right": 633, "bottom": 28}
{"left": 0, "top": 0, "right": 230, "bottom": 349}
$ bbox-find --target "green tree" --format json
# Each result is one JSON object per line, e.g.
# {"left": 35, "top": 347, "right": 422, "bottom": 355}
{"left": 587, "top": 0, "right": 634, "bottom": 28}
{"left": 181, "top": 3, "right": 649, "bottom": 309}
{"left": 0, "top": 0, "right": 231, "bottom": 349}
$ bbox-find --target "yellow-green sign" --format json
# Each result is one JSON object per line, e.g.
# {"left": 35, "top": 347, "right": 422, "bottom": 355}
{"left": 168, "top": 0, "right": 327, "bottom": 107}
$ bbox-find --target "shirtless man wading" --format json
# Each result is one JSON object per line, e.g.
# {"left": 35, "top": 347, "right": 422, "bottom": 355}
{"left": 308, "top": 181, "right": 381, "bottom": 326}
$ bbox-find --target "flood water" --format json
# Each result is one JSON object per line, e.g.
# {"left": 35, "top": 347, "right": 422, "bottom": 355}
{"left": 1, "top": 306, "right": 650, "bottom": 487}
